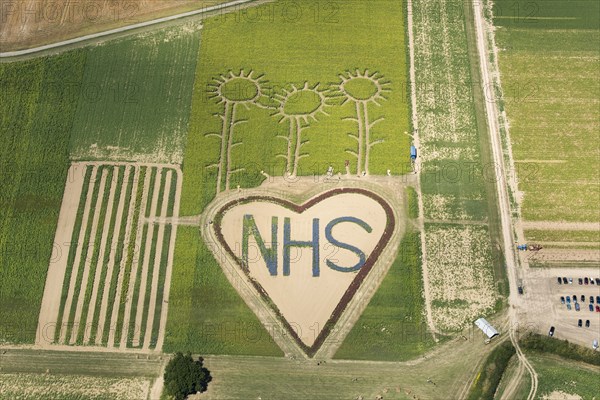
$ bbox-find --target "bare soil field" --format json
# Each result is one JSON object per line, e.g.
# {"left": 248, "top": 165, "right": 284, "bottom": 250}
{"left": 0, "top": 0, "right": 230, "bottom": 51}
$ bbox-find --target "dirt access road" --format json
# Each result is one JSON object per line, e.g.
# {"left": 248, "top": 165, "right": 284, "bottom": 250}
{"left": 471, "top": 1, "right": 539, "bottom": 399}
{"left": 0, "top": 0, "right": 258, "bottom": 57}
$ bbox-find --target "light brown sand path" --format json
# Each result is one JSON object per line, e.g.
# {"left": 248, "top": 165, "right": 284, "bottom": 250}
{"left": 406, "top": 0, "right": 439, "bottom": 341}
{"left": 108, "top": 166, "right": 141, "bottom": 348}
{"left": 84, "top": 168, "right": 119, "bottom": 344}
{"left": 120, "top": 168, "right": 153, "bottom": 349}
{"left": 143, "top": 170, "right": 173, "bottom": 349}
{"left": 155, "top": 168, "right": 183, "bottom": 351}
{"left": 36, "top": 163, "right": 86, "bottom": 345}
{"left": 522, "top": 221, "right": 600, "bottom": 231}
{"left": 471, "top": 1, "right": 538, "bottom": 398}
{"left": 59, "top": 165, "right": 99, "bottom": 344}
{"left": 133, "top": 168, "right": 163, "bottom": 347}
{"left": 95, "top": 165, "right": 132, "bottom": 345}
{"left": 69, "top": 168, "right": 109, "bottom": 344}
{"left": 201, "top": 176, "right": 409, "bottom": 359}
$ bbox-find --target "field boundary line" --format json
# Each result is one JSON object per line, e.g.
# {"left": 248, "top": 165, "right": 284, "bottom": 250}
{"left": 36, "top": 164, "right": 86, "bottom": 345}
{"left": 96, "top": 165, "right": 132, "bottom": 345}
{"left": 0, "top": 0, "right": 258, "bottom": 58}
{"left": 69, "top": 168, "right": 109, "bottom": 344}
{"left": 143, "top": 170, "right": 173, "bottom": 349}
{"left": 406, "top": 0, "right": 438, "bottom": 341}
{"left": 59, "top": 165, "right": 98, "bottom": 344}
{"left": 471, "top": 1, "right": 538, "bottom": 399}
{"left": 84, "top": 168, "right": 119, "bottom": 344}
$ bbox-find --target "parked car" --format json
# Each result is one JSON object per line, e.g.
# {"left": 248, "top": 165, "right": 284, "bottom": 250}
{"left": 584, "top": 277, "right": 589, "bottom": 285}
{"left": 593, "top": 339, "right": 599, "bottom": 350}
{"left": 566, "top": 296, "right": 571, "bottom": 303}
{"left": 578, "top": 319, "right": 582, "bottom": 327}
{"left": 591, "top": 277, "right": 596, "bottom": 285}
{"left": 573, "top": 295, "right": 577, "bottom": 302}
{"left": 591, "top": 297, "right": 595, "bottom": 304}
{"left": 595, "top": 278, "right": 600, "bottom": 285}
{"left": 548, "top": 326, "right": 555, "bottom": 336}
{"left": 579, "top": 278, "right": 583, "bottom": 285}
{"left": 585, "top": 320, "right": 590, "bottom": 328}
{"left": 560, "top": 296, "right": 565, "bottom": 304}
{"left": 596, "top": 296, "right": 600, "bottom": 303}
{"left": 557, "top": 277, "right": 562, "bottom": 284}
{"left": 575, "top": 303, "right": 580, "bottom": 311}
{"left": 596, "top": 305, "right": 600, "bottom": 312}
{"left": 590, "top": 304, "right": 594, "bottom": 312}
{"left": 564, "top": 277, "right": 569, "bottom": 284}
{"left": 569, "top": 277, "right": 573, "bottom": 284}
{"left": 567, "top": 303, "right": 572, "bottom": 310}
{"left": 582, "top": 295, "right": 586, "bottom": 302}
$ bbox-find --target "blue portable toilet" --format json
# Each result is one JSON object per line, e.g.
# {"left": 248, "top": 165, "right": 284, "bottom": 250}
{"left": 410, "top": 145, "right": 417, "bottom": 160}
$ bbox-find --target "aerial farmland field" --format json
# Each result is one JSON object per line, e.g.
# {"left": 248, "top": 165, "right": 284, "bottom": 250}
{"left": 1, "top": 0, "right": 599, "bottom": 398}
{"left": 492, "top": 0, "right": 600, "bottom": 265}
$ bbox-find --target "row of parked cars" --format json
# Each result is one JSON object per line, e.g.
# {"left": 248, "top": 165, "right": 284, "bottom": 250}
{"left": 557, "top": 276, "right": 600, "bottom": 285}
{"left": 560, "top": 295, "right": 600, "bottom": 312}
{"left": 577, "top": 319, "right": 591, "bottom": 328}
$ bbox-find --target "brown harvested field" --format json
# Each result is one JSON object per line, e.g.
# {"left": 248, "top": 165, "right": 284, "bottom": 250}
{"left": 0, "top": 0, "right": 231, "bottom": 51}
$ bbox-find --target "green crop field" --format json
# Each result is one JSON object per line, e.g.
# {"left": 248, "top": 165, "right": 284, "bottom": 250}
{"left": 179, "top": 0, "right": 411, "bottom": 215}
{"left": 69, "top": 24, "right": 201, "bottom": 164}
{"left": 411, "top": 0, "right": 504, "bottom": 332}
{"left": 0, "top": 53, "right": 86, "bottom": 343}
{"left": 334, "top": 231, "right": 437, "bottom": 361}
{"left": 528, "top": 352, "right": 600, "bottom": 399}
{"left": 493, "top": 0, "right": 600, "bottom": 234}
{"left": 163, "top": 227, "right": 283, "bottom": 356}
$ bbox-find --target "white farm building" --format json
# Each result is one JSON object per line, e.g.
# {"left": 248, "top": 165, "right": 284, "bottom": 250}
{"left": 474, "top": 318, "right": 499, "bottom": 339}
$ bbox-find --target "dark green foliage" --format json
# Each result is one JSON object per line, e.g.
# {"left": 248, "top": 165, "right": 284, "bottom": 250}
{"left": 0, "top": 51, "right": 86, "bottom": 343}
{"left": 520, "top": 333, "right": 600, "bottom": 366}
{"left": 164, "top": 352, "right": 212, "bottom": 400}
{"left": 467, "top": 341, "right": 516, "bottom": 400}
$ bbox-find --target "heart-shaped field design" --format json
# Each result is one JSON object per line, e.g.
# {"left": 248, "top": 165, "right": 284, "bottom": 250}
{"left": 212, "top": 188, "right": 395, "bottom": 356}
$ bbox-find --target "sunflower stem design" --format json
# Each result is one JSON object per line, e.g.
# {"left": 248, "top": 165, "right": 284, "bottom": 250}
{"left": 206, "top": 70, "right": 268, "bottom": 193}
{"left": 273, "top": 82, "right": 330, "bottom": 177}
{"left": 337, "top": 69, "right": 390, "bottom": 176}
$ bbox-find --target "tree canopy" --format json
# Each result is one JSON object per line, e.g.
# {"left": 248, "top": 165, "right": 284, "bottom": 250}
{"left": 164, "top": 352, "right": 212, "bottom": 400}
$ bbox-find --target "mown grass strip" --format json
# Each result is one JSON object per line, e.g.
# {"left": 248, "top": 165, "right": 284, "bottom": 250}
{"left": 113, "top": 166, "right": 146, "bottom": 345}
{"left": 138, "top": 169, "right": 167, "bottom": 346}
{"left": 127, "top": 167, "right": 157, "bottom": 347}
{"left": 76, "top": 167, "right": 114, "bottom": 344}
{"left": 53, "top": 165, "right": 93, "bottom": 343}
{"left": 101, "top": 166, "right": 136, "bottom": 345}
{"left": 64, "top": 166, "right": 104, "bottom": 343}
{"left": 89, "top": 166, "right": 125, "bottom": 343}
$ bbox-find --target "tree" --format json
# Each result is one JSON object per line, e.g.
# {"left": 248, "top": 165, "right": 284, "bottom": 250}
{"left": 164, "top": 352, "right": 212, "bottom": 400}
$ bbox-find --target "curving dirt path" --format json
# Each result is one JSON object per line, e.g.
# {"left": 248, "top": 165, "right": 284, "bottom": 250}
{"left": 95, "top": 165, "right": 132, "bottom": 345}
{"left": 471, "top": 1, "right": 538, "bottom": 398}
